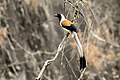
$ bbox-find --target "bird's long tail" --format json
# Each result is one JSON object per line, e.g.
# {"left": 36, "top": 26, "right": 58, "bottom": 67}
{"left": 72, "top": 32, "right": 86, "bottom": 71}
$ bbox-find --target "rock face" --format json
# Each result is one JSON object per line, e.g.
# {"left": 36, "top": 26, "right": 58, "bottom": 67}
{"left": 0, "top": 0, "right": 120, "bottom": 80}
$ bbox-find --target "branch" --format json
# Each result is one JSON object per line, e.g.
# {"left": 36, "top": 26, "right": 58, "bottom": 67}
{"left": 36, "top": 34, "right": 68, "bottom": 80}
{"left": 91, "top": 30, "right": 105, "bottom": 42}
{"left": 64, "top": 55, "right": 78, "bottom": 79}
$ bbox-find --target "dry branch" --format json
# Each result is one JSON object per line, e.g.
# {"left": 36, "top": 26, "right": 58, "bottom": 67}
{"left": 36, "top": 34, "right": 68, "bottom": 80}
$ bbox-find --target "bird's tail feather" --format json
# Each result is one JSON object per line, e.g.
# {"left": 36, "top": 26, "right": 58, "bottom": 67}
{"left": 73, "top": 32, "right": 83, "bottom": 57}
{"left": 80, "top": 56, "right": 86, "bottom": 70}
{"left": 72, "top": 32, "right": 86, "bottom": 71}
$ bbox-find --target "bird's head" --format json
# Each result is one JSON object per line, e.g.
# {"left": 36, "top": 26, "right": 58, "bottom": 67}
{"left": 54, "top": 14, "right": 66, "bottom": 21}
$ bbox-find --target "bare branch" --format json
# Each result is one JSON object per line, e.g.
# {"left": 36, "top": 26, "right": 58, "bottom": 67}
{"left": 36, "top": 34, "right": 68, "bottom": 80}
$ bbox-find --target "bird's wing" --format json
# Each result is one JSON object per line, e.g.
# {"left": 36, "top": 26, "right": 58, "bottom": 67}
{"left": 61, "top": 20, "right": 73, "bottom": 27}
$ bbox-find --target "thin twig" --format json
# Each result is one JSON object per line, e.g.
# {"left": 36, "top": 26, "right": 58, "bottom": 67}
{"left": 0, "top": 70, "right": 6, "bottom": 80}
{"left": 1, "top": 46, "right": 18, "bottom": 76}
{"left": 91, "top": 30, "right": 105, "bottom": 42}
{"left": 64, "top": 55, "right": 78, "bottom": 79}
{"left": 81, "top": 0, "right": 118, "bottom": 53}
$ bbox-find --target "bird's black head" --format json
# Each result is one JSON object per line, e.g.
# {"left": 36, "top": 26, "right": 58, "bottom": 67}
{"left": 54, "top": 14, "right": 62, "bottom": 21}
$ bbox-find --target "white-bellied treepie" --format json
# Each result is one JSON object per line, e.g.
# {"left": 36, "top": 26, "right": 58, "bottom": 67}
{"left": 55, "top": 13, "right": 86, "bottom": 71}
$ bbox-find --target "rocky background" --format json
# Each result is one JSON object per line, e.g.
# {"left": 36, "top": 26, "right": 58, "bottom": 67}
{"left": 0, "top": 0, "right": 120, "bottom": 80}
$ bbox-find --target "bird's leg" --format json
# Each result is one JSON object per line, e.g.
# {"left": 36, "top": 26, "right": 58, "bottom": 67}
{"left": 66, "top": 32, "right": 70, "bottom": 37}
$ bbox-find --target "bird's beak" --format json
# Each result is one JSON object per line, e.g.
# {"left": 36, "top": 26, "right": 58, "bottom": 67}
{"left": 54, "top": 14, "right": 58, "bottom": 17}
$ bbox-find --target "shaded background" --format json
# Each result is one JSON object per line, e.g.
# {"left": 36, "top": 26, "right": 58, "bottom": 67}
{"left": 0, "top": 0, "right": 120, "bottom": 80}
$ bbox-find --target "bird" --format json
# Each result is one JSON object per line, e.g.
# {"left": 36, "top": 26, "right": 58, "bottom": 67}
{"left": 55, "top": 13, "right": 86, "bottom": 71}
{"left": 55, "top": 14, "right": 78, "bottom": 33}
